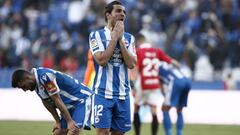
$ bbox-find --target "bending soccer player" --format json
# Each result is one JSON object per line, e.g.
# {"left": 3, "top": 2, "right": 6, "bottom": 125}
{"left": 11, "top": 67, "right": 92, "bottom": 135}
{"left": 159, "top": 62, "right": 191, "bottom": 135}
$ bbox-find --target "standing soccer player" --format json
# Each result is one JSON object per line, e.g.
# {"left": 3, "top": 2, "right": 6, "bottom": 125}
{"left": 89, "top": 1, "right": 137, "bottom": 135}
{"left": 159, "top": 61, "right": 191, "bottom": 135}
{"left": 133, "top": 33, "right": 180, "bottom": 135}
{"left": 11, "top": 67, "right": 92, "bottom": 135}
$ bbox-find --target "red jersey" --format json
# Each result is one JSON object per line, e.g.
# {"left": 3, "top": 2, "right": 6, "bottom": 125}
{"left": 136, "top": 43, "right": 171, "bottom": 90}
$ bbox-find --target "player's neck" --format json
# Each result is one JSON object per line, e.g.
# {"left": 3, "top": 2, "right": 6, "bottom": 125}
{"left": 106, "top": 24, "right": 113, "bottom": 31}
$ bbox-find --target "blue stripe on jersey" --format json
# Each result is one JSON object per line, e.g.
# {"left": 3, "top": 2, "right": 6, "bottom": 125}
{"left": 90, "top": 31, "right": 96, "bottom": 40}
{"left": 112, "top": 66, "right": 120, "bottom": 95}
{"left": 92, "top": 60, "right": 98, "bottom": 92}
{"left": 124, "top": 65, "right": 129, "bottom": 93}
{"left": 124, "top": 33, "right": 131, "bottom": 49}
{"left": 99, "top": 67, "right": 107, "bottom": 93}
{"left": 93, "top": 47, "right": 99, "bottom": 52}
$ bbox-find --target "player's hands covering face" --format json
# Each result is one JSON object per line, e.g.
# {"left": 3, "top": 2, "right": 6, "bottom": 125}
{"left": 111, "top": 21, "right": 124, "bottom": 40}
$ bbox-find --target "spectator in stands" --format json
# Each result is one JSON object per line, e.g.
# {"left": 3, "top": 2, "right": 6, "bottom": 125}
{"left": 224, "top": 72, "right": 237, "bottom": 90}
{"left": 0, "top": 0, "right": 240, "bottom": 86}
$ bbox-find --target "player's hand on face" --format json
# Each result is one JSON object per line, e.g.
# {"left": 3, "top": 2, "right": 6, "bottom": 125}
{"left": 111, "top": 21, "right": 124, "bottom": 40}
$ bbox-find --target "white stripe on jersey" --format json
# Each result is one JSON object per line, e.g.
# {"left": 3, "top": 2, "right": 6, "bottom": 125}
{"left": 164, "top": 78, "right": 174, "bottom": 106}
{"left": 66, "top": 105, "right": 74, "bottom": 109}
{"left": 83, "top": 96, "right": 92, "bottom": 128}
{"left": 60, "top": 90, "right": 79, "bottom": 101}
{"left": 119, "top": 66, "right": 126, "bottom": 100}
{"left": 80, "top": 89, "right": 92, "bottom": 96}
{"left": 94, "top": 66, "right": 103, "bottom": 94}
{"left": 105, "top": 64, "right": 113, "bottom": 99}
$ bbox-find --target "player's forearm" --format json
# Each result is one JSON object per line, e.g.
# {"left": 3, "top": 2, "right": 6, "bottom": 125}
{"left": 119, "top": 41, "right": 137, "bottom": 69}
{"left": 94, "top": 39, "right": 118, "bottom": 66}
{"left": 42, "top": 100, "right": 61, "bottom": 122}
{"left": 51, "top": 95, "right": 73, "bottom": 123}
{"left": 171, "top": 59, "right": 181, "bottom": 68}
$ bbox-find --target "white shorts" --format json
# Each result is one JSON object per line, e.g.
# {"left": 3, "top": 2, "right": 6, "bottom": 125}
{"left": 135, "top": 88, "right": 162, "bottom": 106}
{"left": 134, "top": 75, "right": 162, "bottom": 106}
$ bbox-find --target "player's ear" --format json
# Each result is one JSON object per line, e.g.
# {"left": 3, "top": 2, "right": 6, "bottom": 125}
{"left": 25, "top": 74, "right": 33, "bottom": 80}
{"left": 106, "top": 13, "right": 111, "bottom": 21}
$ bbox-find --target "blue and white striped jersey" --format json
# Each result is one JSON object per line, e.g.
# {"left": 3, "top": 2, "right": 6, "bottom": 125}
{"left": 32, "top": 67, "right": 92, "bottom": 109}
{"left": 159, "top": 62, "right": 186, "bottom": 84}
{"left": 89, "top": 27, "right": 136, "bottom": 100}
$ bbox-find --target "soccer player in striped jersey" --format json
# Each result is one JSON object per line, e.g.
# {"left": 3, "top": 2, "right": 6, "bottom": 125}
{"left": 89, "top": 1, "right": 137, "bottom": 135}
{"left": 159, "top": 62, "right": 191, "bottom": 135}
{"left": 11, "top": 67, "right": 92, "bottom": 135}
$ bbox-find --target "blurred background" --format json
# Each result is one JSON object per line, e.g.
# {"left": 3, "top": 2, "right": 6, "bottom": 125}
{"left": 0, "top": 0, "right": 240, "bottom": 89}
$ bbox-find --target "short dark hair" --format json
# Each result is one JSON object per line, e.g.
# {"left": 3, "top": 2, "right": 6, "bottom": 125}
{"left": 12, "top": 69, "right": 30, "bottom": 88}
{"left": 136, "top": 33, "right": 146, "bottom": 41}
{"left": 104, "top": 0, "right": 123, "bottom": 22}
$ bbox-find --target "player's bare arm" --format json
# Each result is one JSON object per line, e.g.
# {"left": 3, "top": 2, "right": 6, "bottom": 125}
{"left": 42, "top": 100, "right": 65, "bottom": 134}
{"left": 93, "top": 21, "right": 124, "bottom": 66}
{"left": 50, "top": 94, "right": 79, "bottom": 134}
{"left": 42, "top": 100, "right": 61, "bottom": 124}
{"left": 93, "top": 39, "right": 117, "bottom": 66}
{"left": 171, "top": 59, "right": 181, "bottom": 68}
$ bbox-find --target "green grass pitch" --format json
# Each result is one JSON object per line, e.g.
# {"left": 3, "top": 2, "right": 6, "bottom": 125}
{"left": 0, "top": 121, "right": 239, "bottom": 135}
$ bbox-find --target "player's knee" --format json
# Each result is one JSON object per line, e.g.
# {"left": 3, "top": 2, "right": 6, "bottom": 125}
{"left": 97, "top": 128, "right": 110, "bottom": 135}
{"left": 111, "top": 130, "right": 124, "bottom": 135}
{"left": 134, "top": 104, "right": 140, "bottom": 112}
{"left": 177, "top": 107, "right": 183, "bottom": 113}
{"left": 151, "top": 106, "right": 157, "bottom": 114}
{"left": 161, "top": 105, "right": 171, "bottom": 111}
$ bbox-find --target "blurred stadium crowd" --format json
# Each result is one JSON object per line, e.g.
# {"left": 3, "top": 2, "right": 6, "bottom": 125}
{"left": 0, "top": 0, "right": 240, "bottom": 87}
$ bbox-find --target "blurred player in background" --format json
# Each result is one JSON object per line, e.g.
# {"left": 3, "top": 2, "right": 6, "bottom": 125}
{"left": 89, "top": 1, "right": 137, "bottom": 135}
{"left": 11, "top": 67, "right": 92, "bottom": 135}
{"left": 83, "top": 50, "right": 95, "bottom": 88}
{"left": 159, "top": 61, "right": 191, "bottom": 135}
{"left": 133, "top": 33, "right": 180, "bottom": 135}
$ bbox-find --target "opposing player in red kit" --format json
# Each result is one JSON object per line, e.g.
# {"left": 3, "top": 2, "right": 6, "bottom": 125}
{"left": 133, "top": 33, "right": 180, "bottom": 135}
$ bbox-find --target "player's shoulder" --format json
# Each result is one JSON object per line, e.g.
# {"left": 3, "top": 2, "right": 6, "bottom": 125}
{"left": 124, "top": 32, "right": 134, "bottom": 39}
{"left": 36, "top": 68, "right": 56, "bottom": 82}
{"left": 36, "top": 67, "right": 55, "bottom": 74}
{"left": 123, "top": 32, "right": 133, "bottom": 36}
{"left": 90, "top": 27, "right": 105, "bottom": 35}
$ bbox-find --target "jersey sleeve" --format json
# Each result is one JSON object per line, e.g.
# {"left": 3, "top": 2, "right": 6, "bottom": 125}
{"left": 158, "top": 49, "right": 171, "bottom": 63}
{"left": 40, "top": 72, "right": 60, "bottom": 96}
{"left": 89, "top": 31, "right": 105, "bottom": 55}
